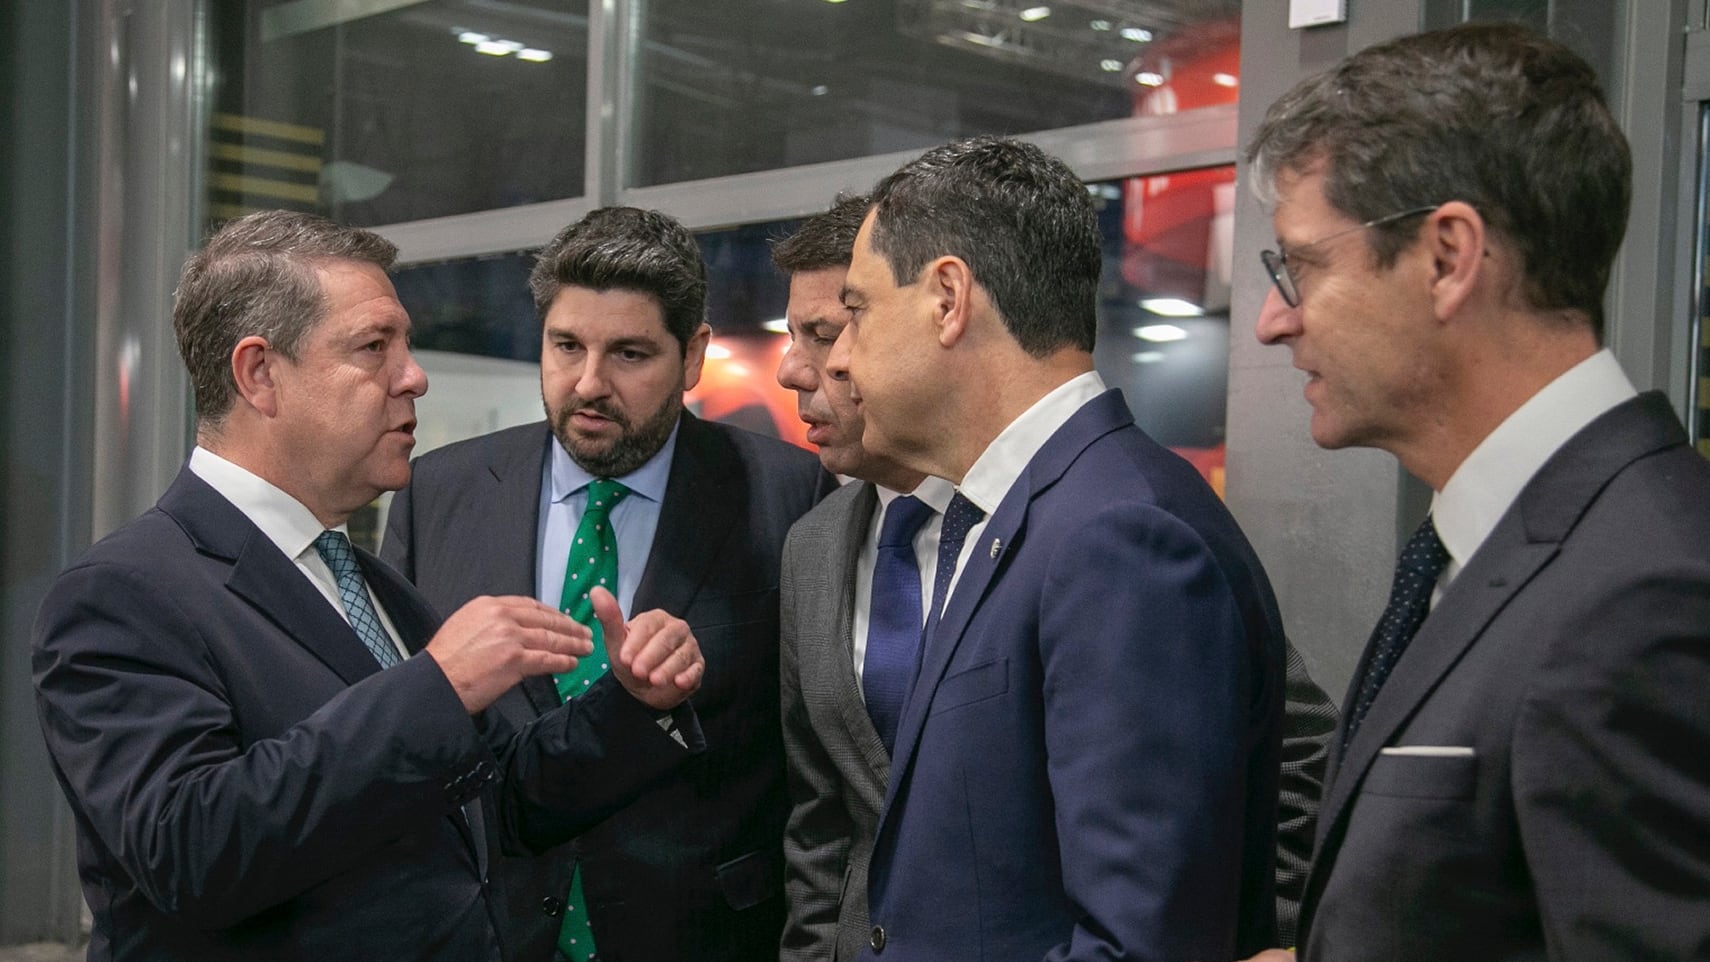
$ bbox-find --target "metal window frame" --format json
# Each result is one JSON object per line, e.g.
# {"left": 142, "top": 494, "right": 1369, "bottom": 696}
{"left": 373, "top": 4, "right": 1239, "bottom": 266}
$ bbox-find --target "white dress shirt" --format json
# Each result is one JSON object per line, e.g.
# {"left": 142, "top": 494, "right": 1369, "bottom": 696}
{"left": 851, "top": 476, "right": 956, "bottom": 686}
{"left": 535, "top": 423, "right": 678, "bottom": 617}
{"left": 1430, "top": 349, "right": 1636, "bottom": 599}
{"left": 948, "top": 370, "right": 1108, "bottom": 601}
{"left": 189, "top": 446, "right": 409, "bottom": 661}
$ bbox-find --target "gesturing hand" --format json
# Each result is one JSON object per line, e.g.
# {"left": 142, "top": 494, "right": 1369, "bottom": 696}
{"left": 427, "top": 596, "right": 593, "bottom": 713}
{"left": 589, "top": 586, "right": 705, "bottom": 710}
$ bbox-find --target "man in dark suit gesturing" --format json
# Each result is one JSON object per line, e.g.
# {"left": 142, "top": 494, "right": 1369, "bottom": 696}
{"left": 383, "top": 206, "right": 834, "bottom": 962}
{"left": 826, "top": 138, "right": 1288, "bottom": 961}
{"left": 1243, "top": 23, "right": 1710, "bottom": 961}
{"left": 32, "top": 211, "right": 706, "bottom": 962}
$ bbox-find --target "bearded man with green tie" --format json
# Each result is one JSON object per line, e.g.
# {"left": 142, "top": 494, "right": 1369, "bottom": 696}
{"left": 384, "top": 206, "right": 835, "bottom": 962}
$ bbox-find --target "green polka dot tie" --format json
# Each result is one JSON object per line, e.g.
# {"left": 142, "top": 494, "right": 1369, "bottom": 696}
{"left": 554, "top": 477, "right": 628, "bottom": 960}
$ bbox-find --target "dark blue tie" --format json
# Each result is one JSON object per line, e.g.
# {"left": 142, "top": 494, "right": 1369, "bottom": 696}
{"left": 1342, "top": 516, "right": 1449, "bottom": 754}
{"left": 313, "top": 530, "right": 402, "bottom": 669}
{"left": 918, "top": 492, "right": 986, "bottom": 665}
{"left": 863, "top": 496, "right": 934, "bottom": 754}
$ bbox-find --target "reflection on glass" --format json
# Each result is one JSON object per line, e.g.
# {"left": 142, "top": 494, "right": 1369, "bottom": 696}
{"left": 391, "top": 169, "right": 1233, "bottom": 491}
{"left": 210, "top": 0, "right": 588, "bottom": 227}
{"left": 631, "top": 0, "right": 1239, "bottom": 186}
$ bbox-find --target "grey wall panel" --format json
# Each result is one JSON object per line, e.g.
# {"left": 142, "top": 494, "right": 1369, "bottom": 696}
{"left": 1226, "top": 1, "right": 1428, "bottom": 702}
{"left": 1, "top": 0, "right": 95, "bottom": 945}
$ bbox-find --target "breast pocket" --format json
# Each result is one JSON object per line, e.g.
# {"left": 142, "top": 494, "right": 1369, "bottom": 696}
{"left": 1362, "top": 751, "right": 1479, "bottom": 801}
{"left": 928, "top": 658, "right": 1009, "bottom": 715}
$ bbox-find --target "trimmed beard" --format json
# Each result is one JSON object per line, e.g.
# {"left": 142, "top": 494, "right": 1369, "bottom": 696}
{"left": 548, "top": 391, "right": 683, "bottom": 479}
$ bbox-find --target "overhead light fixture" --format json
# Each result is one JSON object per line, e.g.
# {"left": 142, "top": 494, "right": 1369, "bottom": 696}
{"left": 1132, "top": 350, "right": 1166, "bottom": 364}
{"left": 1140, "top": 297, "right": 1204, "bottom": 317}
{"left": 810, "top": 84, "right": 830, "bottom": 96}
{"left": 1212, "top": 72, "right": 1238, "bottom": 87}
{"left": 1100, "top": 59, "right": 1123, "bottom": 72}
{"left": 517, "top": 48, "right": 553, "bottom": 62}
{"left": 824, "top": 0, "right": 849, "bottom": 4}
{"left": 762, "top": 318, "right": 791, "bottom": 334}
{"left": 1134, "top": 323, "right": 1188, "bottom": 342}
{"left": 473, "top": 40, "right": 512, "bottom": 56}
{"left": 457, "top": 31, "right": 489, "bottom": 44}
{"left": 1020, "top": 6, "right": 1051, "bottom": 21}
{"left": 1120, "top": 27, "right": 1153, "bottom": 42}
{"left": 1135, "top": 71, "right": 1165, "bottom": 86}
{"left": 705, "top": 344, "right": 733, "bottom": 360}
{"left": 1089, "top": 19, "right": 1111, "bottom": 30}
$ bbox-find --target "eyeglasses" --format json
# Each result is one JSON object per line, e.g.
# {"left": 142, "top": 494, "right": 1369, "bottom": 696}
{"left": 1260, "top": 205, "right": 1440, "bottom": 308}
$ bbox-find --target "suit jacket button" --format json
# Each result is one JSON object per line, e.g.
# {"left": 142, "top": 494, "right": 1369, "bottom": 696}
{"left": 540, "top": 896, "right": 563, "bottom": 917}
{"left": 870, "top": 925, "right": 886, "bottom": 953}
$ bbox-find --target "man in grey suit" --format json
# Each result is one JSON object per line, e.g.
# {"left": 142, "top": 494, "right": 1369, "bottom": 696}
{"left": 383, "top": 207, "right": 834, "bottom": 962}
{"left": 774, "top": 195, "right": 1339, "bottom": 959}
{"left": 1245, "top": 23, "right": 1710, "bottom": 961}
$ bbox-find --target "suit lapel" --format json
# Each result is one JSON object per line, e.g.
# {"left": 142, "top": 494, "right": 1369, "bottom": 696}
{"left": 1301, "top": 392, "right": 1688, "bottom": 934}
{"left": 879, "top": 391, "right": 1131, "bottom": 825}
{"left": 470, "top": 423, "right": 553, "bottom": 597}
{"left": 633, "top": 414, "right": 739, "bottom": 618}
{"left": 163, "top": 469, "right": 387, "bottom": 686}
{"left": 475, "top": 424, "right": 561, "bottom": 715}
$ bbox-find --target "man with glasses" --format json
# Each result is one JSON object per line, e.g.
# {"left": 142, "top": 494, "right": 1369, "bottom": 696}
{"left": 1244, "top": 22, "right": 1710, "bottom": 961}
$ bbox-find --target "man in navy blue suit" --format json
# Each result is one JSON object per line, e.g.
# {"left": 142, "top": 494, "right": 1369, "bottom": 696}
{"left": 32, "top": 210, "right": 705, "bottom": 962}
{"left": 827, "top": 137, "right": 1287, "bottom": 961}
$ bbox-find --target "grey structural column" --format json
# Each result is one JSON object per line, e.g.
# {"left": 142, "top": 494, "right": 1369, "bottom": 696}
{"left": 0, "top": 0, "right": 205, "bottom": 946}
{"left": 1, "top": 0, "right": 93, "bottom": 944}
{"left": 1224, "top": 1, "right": 1432, "bottom": 703}
{"left": 89, "top": 0, "right": 205, "bottom": 536}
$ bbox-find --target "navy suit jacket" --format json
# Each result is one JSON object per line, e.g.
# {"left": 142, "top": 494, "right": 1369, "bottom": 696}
{"left": 384, "top": 412, "right": 835, "bottom": 962}
{"left": 1298, "top": 392, "right": 1710, "bottom": 960}
{"left": 861, "top": 390, "right": 1285, "bottom": 961}
{"left": 32, "top": 468, "right": 701, "bottom": 962}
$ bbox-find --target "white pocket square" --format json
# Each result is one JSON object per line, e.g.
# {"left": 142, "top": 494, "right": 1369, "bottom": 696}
{"left": 1380, "top": 745, "right": 1475, "bottom": 757}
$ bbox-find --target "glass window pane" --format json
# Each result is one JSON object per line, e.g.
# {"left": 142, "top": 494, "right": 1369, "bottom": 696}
{"left": 392, "top": 168, "right": 1233, "bottom": 492}
{"left": 631, "top": 1, "right": 1241, "bottom": 186}
{"left": 211, "top": 0, "right": 587, "bottom": 228}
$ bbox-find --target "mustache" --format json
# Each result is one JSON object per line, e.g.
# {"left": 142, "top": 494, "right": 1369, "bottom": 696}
{"left": 561, "top": 397, "right": 630, "bottom": 427}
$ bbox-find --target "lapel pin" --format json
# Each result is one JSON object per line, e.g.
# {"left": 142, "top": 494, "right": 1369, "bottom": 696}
{"left": 989, "top": 537, "right": 1002, "bottom": 559}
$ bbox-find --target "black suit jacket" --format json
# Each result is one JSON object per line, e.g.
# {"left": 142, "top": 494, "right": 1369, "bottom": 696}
{"left": 32, "top": 468, "right": 701, "bottom": 962}
{"left": 1299, "top": 392, "right": 1710, "bottom": 960}
{"left": 384, "top": 413, "right": 835, "bottom": 962}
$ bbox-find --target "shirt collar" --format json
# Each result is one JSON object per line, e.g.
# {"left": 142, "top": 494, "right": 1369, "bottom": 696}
{"left": 1431, "top": 349, "right": 1636, "bottom": 571}
{"left": 875, "top": 475, "right": 956, "bottom": 515}
{"left": 959, "top": 371, "right": 1106, "bottom": 514}
{"left": 188, "top": 446, "right": 342, "bottom": 559}
{"left": 548, "top": 418, "right": 680, "bottom": 506}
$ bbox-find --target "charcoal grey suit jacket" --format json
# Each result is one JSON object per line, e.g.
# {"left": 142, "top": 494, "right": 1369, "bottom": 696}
{"left": 1299, "top": 392, "right": 1710, "bottom": 960}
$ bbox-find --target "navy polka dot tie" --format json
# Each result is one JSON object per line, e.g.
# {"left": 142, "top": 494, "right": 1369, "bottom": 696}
{"left": 1342, "top": 516, "right": 1450, "bottom": 754}
{"left": 918, "top": 492, "right": 986, "bottom": 669}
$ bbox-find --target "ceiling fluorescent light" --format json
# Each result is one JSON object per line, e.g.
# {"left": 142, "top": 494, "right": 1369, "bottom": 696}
{"left": 1139, "top": 297, "right": 1204, "bottom": 317}
{"left": 1134, "top": 323, "right": 1188, "bottom": 342}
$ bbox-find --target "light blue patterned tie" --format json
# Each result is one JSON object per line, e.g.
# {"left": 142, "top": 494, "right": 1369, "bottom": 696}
{"left": 313, "top": 530, "right": 402, "bottom": 669}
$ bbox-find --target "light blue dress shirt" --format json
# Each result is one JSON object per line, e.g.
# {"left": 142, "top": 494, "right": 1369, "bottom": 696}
{"left": 535, "top": 423, "right": 679, "bottom": 618}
